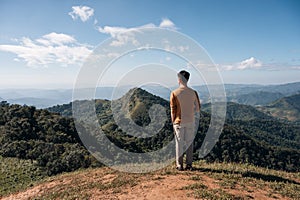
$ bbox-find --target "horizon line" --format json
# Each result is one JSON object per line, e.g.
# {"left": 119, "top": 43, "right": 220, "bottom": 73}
{"left": 0, "top": 81, "right": 300, "bottom": 90}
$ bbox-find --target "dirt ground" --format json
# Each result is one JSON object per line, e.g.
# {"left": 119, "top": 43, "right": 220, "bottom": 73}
{"left": 2, "top": 166, "right": 294, "bottom": 200}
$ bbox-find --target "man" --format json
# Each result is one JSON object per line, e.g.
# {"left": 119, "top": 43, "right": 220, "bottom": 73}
{"left": 170, "top": 70, "right": 200, "bottom": 171}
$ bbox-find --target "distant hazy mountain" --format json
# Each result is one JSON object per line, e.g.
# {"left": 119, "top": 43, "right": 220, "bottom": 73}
{"left": 263, "top": 82, "right": 300, "bottom": 96}
{"left": 144, "top": 82, "right": 300, "bottom": 106}
{"left": 202, "top": 102, "right": 274, "bottom": 121}
{"left": 228, "top": 91, "right": 284, "bottom": 106}
{"left": 225, "top": 82, "right": 300, "bottom": 96}
{"left": 7, "top": 97, "right": 66, "bottom": 108}
{"left": 224, "top": 82, "right": 300, "bottom": 106}
{"left": 0, "top": 87, "right": 116, "bottom": 108}
{"left": 0, "top": 89, "right": 71, "bottom": 100}
{"left": 1, "top": 82, "right": 299, "bottom": 108}
{"left": 0, "top": 89, "right": 72, "bottom": 108}
{"left": 258, "top": 94, "right": 300, "bottom": 122}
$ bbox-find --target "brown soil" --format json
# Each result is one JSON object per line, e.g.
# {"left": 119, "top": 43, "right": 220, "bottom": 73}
{"left": 2, "top": 167, "right": 294, "bottom": 200}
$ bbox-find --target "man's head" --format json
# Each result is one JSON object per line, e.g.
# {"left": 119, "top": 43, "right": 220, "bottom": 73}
{"left": 177, "top": 70, "right": 190, "bottom": 85}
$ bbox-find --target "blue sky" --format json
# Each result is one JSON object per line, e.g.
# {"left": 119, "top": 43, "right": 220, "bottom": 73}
{"left": 0, "top": 0, "right": 299, "bottom": 88}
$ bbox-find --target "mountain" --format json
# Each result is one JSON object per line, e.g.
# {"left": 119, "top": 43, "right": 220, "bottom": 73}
{"left": 0, "top": 87, "right": 116, "bottom": 108}
{"left": 48, "top": 88, "right": 300, "bottom": 172}
{"left": 0, "top": 89, "right": 72, "bottom": 108}
{"left": 202, "top": 101, "right": 300, "bottom": 151}
{"left": 203, "top": 102, "right": 273, "bottom": 121}
{"left": 1, "top": 88, "right": 300, "bottom": 188}
{"left": 263, "top": 82, "right": 300, "bottom": 96}
{"left": 223, "top": 82, "right": 300, "bottom": 106}
{"left": 2, "top": 82, "right": 299, "bottom": 108}
{"left": 143, "top": 82, "right": 300, "bottom": 106}
{"left": 224, "top": 82, "right": 300, "bottom": 96}
{"left": 258, "top": 94, "right": 300, "bottom": 122}
{"left": 229, "top": 91, "right": 284, "bottom": 106}
{"left": 226, "top": 82, "right": 300, "bottom": 106}
{"left": 7, "top": 97, "right": 66, "bottom": 108}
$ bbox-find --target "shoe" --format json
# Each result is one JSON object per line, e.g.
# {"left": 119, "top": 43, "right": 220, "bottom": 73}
{"left": 176, "top": 166, "right": 184, "bottom": 171}
{"left": 185, "top": 165, "right": 193, "bottom": 171}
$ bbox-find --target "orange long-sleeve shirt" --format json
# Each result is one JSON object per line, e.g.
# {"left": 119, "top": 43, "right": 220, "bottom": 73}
{"left": 170, "top": 85, "right": 201, "bottom": 125}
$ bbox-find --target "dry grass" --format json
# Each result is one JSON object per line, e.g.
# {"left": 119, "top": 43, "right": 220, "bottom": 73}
{"left": 2, "top": 160, "right": 300, "bottom": 200}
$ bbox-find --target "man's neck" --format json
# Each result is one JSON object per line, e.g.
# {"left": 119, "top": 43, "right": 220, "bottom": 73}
{"left": 179, "top": 83, "right": 188, "bottom": 88}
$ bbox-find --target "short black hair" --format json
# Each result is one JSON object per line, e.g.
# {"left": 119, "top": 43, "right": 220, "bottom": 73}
{"left": 178, "top": 70, "right": 190, "bottom": 83}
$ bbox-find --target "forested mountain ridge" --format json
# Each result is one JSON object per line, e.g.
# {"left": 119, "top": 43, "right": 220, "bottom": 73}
{"left": 224, "top": 82, "right": 300, "bottom": 96}
{"left": 48, "top": 88, "right": 300, "bottom": 172}
{"left": 228, "top": 91, "right": 284, "bottom": 106}
{"left": 202, "top": 101, "right": 300, "bottom": 150}
{"left": 258, "top": 94, "right": 300, "bottom": 122}
{"left": 0, "top": 86, "right": 299, "bottom": 183}
{"left": 203, "top": 102, "right": 273, "bottom": 121}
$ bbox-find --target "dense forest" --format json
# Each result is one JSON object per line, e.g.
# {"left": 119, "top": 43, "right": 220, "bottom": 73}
{"left": 203, "top": 102, "right": 300, "bottom": 150}
{"left": 0, "top": 101, "right": 100, "bottom": 175}
{"left": 1, "top": 88, "right": 300, "bottom": 176}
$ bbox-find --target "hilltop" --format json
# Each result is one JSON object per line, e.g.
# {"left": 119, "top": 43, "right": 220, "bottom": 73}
{"left": 2, "top": 161, "right": 300, "bottom": 200}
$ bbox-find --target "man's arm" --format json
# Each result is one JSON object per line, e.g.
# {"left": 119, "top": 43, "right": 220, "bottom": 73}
{"left": 170, "top": 92, "right": 177, "bottom": 123}
{"left": 194, "top": 91, "right": 201, "bottom": 125}
{"left": 194, "top": 91, "right": 201, "bottom": 112}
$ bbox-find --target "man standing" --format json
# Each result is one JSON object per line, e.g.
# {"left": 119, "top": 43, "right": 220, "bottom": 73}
{"left": 170, "top": 70, "right": 200, "bottom": 171}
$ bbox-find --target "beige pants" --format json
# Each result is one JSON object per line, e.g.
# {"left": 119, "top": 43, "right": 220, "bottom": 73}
{"left": 173, "top": 123, "right": 195, "bottom": 168}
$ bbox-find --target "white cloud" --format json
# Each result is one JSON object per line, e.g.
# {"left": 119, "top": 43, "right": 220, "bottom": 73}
{"left": 220, "top": 57, "right": 263, "bottom": 71}
{"left": 98, "top": 26, "right": 134, "bottom": 38}
{"left": 96, "top": 18, "right": 177, "bottom": 46}
{"left": 36, "top": 32, "right": 76, "bottom": 46}
{"left": 98, "top": 26, "right": 140, "bottom": 46}
{"left": 69, "top": 6, "right": 94, "bottom": 22}
{"left": 0, "top": 32, "right": 93, "bottom": 67}
{"left": 237, "top": 57, "right": 262, "bottom": 69}
{"left": 292, "top": 66, "right": 300, "bottom": 70}
{"left": 219, "top": 57, "right": 300, "bottom": 71}
{"left": 97, "top": 18, "right": 176, "bottom": 36}
{"left": 97, "top": 24, "right": 157, "bottom": 47}
{"left": 159, "top": 18, "right": 177, "bottom": 30}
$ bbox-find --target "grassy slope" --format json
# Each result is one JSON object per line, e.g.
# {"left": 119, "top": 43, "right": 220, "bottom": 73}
{"left": 2, "top": 161, "right": 300, "bottom": 200}
{"left": 0, "top": 156, "right": 46, "bottom": 197}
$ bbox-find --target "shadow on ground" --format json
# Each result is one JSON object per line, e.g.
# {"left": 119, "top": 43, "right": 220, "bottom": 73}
{"left": 193, "top": 167, "right": 300, "bottom": 185}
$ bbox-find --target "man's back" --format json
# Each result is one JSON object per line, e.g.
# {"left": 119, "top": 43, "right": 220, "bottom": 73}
{"left": 170, "top": 85, "right": 200, "bottom": 125}
{"left": 170, "top": 70, "right": 200, "bottom": 170}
